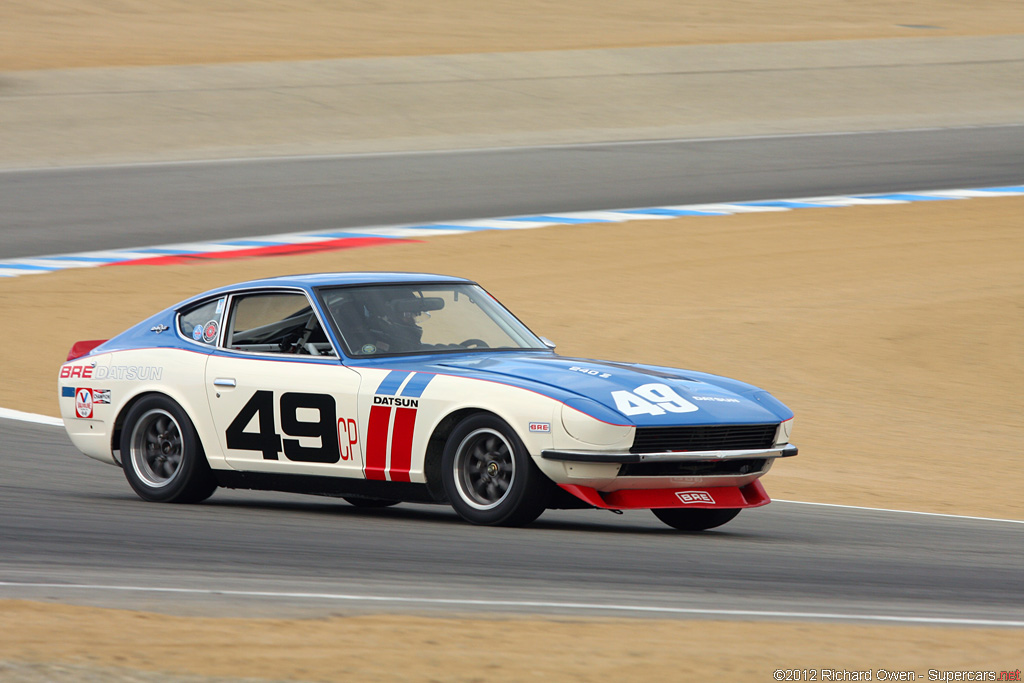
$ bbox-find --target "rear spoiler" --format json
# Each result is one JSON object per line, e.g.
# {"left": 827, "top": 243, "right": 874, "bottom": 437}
{"left": 66, "top": 340, "right": 107, "bottom": 362}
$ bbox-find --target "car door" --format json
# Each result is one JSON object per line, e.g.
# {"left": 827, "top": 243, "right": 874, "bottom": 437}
{"left": 205, "top": 288, "right": 364, "bottom": 477}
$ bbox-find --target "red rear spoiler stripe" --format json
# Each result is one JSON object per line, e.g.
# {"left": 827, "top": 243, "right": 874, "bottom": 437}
{"left": 66, "top": 340, "right": 107, "bottom": 362}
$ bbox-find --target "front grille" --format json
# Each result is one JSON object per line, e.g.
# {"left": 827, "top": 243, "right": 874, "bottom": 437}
{"left": 618, "top": 458, "right": 768, "bottom": 478}
{"left": 630, "top": 424, "right": 777, "bottom": 454}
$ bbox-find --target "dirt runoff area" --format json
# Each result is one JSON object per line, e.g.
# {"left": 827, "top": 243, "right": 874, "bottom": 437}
{"left": 1, "top": 600, "right": 1022, "bottom": 682}
{"left": 2, "top": 0, "right": 1024, "bottom": 70}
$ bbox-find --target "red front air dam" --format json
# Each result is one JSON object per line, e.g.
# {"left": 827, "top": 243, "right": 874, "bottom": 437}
{"left": 558, "top": 480, "right": 770, "bottom": 510}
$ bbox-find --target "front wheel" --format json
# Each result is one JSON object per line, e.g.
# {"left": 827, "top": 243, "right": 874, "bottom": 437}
{"left": 652, "top": 507, "right": 740, "bottom": 531}
{"left": 120, "top": 395, "right": 217, "bottom": 504}
{"left": 441, "top": 414, "right": 551, "bottom": 526}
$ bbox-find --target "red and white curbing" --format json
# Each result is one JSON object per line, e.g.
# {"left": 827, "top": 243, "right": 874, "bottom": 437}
{"left": 1, "top": 185, "right": 1022, "bottom": 278}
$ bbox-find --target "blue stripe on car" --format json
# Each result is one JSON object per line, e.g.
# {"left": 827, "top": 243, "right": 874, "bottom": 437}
{"left": 398, "top": 372, "right": 434, "bottom": 398}
{"left": 375, "top": 370, "right": 410, "bottom": 396}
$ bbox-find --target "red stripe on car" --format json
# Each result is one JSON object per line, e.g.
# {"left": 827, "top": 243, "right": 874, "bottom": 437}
{"left": 388, "top": 407, "right": 417, "bottom": 482}
{"left": 109, "top": 238, "right": 419, "bottom": 266}
{"left": 364, "top": 405, "right": 392, "bottom": 480}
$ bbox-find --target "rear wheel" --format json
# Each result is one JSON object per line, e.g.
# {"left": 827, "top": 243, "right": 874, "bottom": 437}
{"left": 120, "top": 395, "right": 217, "bottom": 504}
{"left": 442, "top": 414, "right": 550, "bottom": 526}
{"left": 652, "top": 507, "right": 740, "bottom": 531}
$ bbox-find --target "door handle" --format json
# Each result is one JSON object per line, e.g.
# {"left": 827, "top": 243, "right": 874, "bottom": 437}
{"left": 213, "top": 378, "right": 236, "bottom": 387}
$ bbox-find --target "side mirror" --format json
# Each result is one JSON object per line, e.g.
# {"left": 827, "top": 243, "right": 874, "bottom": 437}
{"left": 540, "top": 337, "right": 557, "bottom": 350}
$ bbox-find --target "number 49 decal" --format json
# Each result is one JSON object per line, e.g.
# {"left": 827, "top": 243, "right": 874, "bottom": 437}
{"left": 611, "top": 383, "right": 699, "bottom": 416}
{"left": 226, "top": 390, "right": 341, "bottom": 463}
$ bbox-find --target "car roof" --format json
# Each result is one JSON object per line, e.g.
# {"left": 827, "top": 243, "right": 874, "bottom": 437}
{"left": 186, "top": 272, "right": 474, "bottom": 303}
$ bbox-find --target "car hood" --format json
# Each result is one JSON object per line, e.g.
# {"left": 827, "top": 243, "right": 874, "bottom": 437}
{"left": 424, "top": 353, "right": 791, "bottom": 426}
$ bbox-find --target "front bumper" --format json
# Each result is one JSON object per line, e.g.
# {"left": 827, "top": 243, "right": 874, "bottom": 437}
{"left": 541, "top": 443, "right": 798, "bottom": 463}
{"left": 542, "top": 444, "right": 796, "bottom": 509}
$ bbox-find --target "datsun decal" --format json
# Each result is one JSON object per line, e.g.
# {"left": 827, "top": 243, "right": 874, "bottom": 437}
{"left": 365, "top": 371, "right": 435, "bottom": 482}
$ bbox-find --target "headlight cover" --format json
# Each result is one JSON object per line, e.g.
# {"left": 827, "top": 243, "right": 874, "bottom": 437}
{"left": 775, "top": 417, "right": 794, "bottom": 445}
{"left": 560, "top": 399, "right": 633, "bottom": 446}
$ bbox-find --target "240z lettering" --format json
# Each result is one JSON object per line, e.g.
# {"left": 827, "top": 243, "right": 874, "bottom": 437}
{"left": 226, "top": 391, "right": 340, "bottom": 463}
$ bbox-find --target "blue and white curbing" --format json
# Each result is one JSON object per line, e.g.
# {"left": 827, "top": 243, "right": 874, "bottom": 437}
{"left": 1, "top": 185, "right": 1022, "bottom": 278}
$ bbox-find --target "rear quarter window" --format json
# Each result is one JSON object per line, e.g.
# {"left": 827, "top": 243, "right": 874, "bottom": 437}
{"left": 178, "top": 297, "right": 226, "bottom": 345}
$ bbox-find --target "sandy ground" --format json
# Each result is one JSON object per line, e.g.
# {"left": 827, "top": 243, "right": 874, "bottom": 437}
{"left": 1, "top": 600, "right": 1023, "bottom": 683}
{"left": 3, "top": 0, "right": 1023, "bottom": 71}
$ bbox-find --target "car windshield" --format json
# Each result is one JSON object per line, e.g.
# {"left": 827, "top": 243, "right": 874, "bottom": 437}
{"left": 318, "top": 283, "right": 547, "bottom": 357}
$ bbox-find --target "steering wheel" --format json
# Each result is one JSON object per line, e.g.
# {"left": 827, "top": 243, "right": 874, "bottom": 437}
{"left": 458, "top": 338, "right": 489, "bottom": 349}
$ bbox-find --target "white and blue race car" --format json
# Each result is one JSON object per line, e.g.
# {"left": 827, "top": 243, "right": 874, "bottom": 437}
{"left": 58, "top": 273, "right": 796, "bottom": 530}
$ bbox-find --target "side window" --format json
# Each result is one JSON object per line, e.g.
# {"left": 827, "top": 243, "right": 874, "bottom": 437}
{"left": 178, "top": 297, "right": 226, "bottom": 345}
{"left": 226, "top": 292, "right": 336, "bottom": 357}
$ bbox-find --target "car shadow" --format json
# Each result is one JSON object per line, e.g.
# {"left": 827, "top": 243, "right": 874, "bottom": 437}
{"left": 198, "top": 495, "right": 767, "bottom": 538}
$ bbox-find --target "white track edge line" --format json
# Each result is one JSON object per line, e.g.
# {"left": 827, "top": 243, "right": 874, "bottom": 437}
{"left": 773, "top": 499, "right": 1024, "bottom": 524}
{"left": 0, "top": 582, "right": 1021, "bottom": 627}
{"left": 0, "top": 407, "right": 63, "bottom": 427}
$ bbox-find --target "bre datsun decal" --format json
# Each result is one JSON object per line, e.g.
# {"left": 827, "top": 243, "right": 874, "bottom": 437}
{"left": 62, "top": 365, "right": 163, "bottom": 381}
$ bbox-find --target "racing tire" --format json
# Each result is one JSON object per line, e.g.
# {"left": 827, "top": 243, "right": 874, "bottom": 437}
{"left": 652, "top": 507, "right": 740, "bottom": 531}
{"left": 343, "top": 497, "right": 400, "bottom": 509}
{"left": 441, "top": 414, "right": 551, "bottom": 527}
{"left": 120, "top": 395, "right": 217, "bottom": 504}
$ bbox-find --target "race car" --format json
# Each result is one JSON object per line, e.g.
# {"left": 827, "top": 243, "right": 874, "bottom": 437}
{"left": 57, "top": 272, "right": 797, "bottom": 530}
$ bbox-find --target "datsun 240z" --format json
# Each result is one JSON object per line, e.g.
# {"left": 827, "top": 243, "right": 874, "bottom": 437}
{"left": 58, "top": 273, "right": 797, "bottom": 530}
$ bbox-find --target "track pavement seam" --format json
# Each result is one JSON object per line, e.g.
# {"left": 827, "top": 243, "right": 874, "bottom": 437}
{"left": 1, "top": 582, "right": 1022, "bottom": 627}
{"left": 1, "top": 184, "right": 1022, "bottom": 278}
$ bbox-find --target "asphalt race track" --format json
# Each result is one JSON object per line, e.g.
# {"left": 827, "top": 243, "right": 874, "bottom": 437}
{"left": 2, "top": 420, "right": 1022, "bottom": 624}
{"left": 2, "top": 127, "right": 1023, "bottom": 625}
{"left": 2, "top": 125, "right": 1023, "bottom": 259}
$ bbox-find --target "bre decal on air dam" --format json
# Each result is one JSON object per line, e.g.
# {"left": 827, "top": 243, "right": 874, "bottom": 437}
{"left": 676, "top": 491, "right": 716, "bottom": 504}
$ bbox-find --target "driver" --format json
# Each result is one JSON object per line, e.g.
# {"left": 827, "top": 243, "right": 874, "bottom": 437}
{"left": 367, "top": 290, "right": 426, "bottom": 353}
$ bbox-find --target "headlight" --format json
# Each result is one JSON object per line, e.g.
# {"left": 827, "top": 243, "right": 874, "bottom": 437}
{"left": 560, "top": 399, "right": 632, "bottom": 446}
{"left": 775, "top": 418, "right": 794, "bottom": 445}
